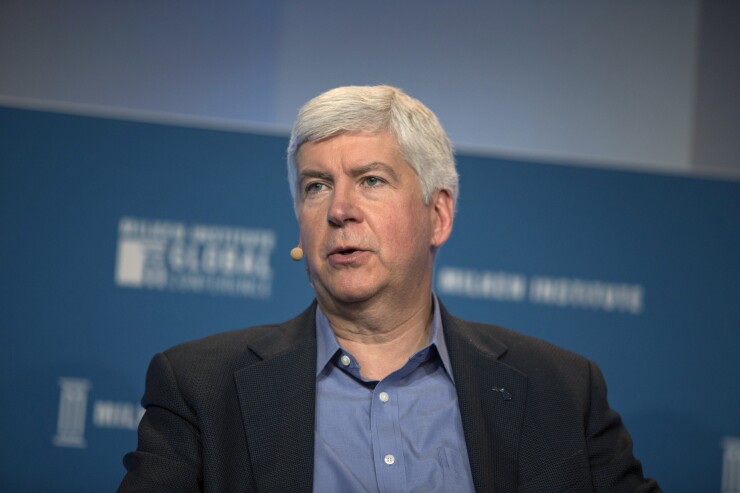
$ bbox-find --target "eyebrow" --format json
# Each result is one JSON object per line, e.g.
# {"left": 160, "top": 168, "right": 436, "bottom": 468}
{"left": 298, "top": 161, "right": 400, "bottom": 183}
{"left": 350, "top": 162, "right": 400, "bottom": 182}
{"left": 298, "top": 169, "right": 334, "bottom": 183}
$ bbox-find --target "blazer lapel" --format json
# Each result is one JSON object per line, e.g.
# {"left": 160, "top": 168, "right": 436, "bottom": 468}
{"left": 234, "top": 305, "right": 318, "bottom": 493}
{"left": 442, "top": 308, "right": 528, "bottom": 493}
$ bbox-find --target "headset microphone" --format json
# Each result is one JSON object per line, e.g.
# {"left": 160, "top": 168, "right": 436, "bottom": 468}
{"left": 290, "top": 247, "right": 304, "bottom": 261}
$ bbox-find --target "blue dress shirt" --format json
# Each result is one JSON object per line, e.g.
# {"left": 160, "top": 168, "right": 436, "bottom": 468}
{"left": 313, "top": 296, "right": 475, "bottom": 493}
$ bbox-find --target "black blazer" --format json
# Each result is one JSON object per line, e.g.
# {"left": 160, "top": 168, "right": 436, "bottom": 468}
{"left": 118, "top": 302, "right": 660, "bottom": 492}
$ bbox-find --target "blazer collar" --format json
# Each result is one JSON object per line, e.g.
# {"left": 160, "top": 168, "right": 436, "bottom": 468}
{"left": 441, "top": 304, "right": 528, "bottom": 493}
{"left": 234, "top": 303, "right": 318, "bottom": 493}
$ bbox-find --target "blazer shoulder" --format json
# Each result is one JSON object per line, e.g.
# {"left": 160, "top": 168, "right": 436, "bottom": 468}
{"left": 443, "top": 310, "right": 592, "bottom": 383}
{"left": 160, "top": 303, "right": 317, "bottom": 374}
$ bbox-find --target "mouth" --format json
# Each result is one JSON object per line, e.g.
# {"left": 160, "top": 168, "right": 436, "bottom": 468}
{"left": 329, "top": 247, "right": 363, "bottom": 257}
{"left": 326, "top": 245, "right": 369, "bottom": 264}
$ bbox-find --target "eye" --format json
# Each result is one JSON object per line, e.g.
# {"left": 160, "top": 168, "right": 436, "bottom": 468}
{"left": 362, "top": 176, "right": 384, "bottom": 187}
{"left": 304, "top": 182, "right": 327, "bottom": 195}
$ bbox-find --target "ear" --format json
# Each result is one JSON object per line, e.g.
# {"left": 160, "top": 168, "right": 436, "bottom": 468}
{"left": 429, "top": 189, "right": 454, "bottom": 248}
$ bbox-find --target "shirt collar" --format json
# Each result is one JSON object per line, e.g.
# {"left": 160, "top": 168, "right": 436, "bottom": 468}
{"left": 315, "top": 306, "right": 342, "bottom": 377}
{"left": 314, "top": 293, "right": 455, "bottom": 383}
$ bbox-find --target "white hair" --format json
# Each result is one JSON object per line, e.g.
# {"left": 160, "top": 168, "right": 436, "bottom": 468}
{"left": 287, "top": 85, "right": 458, "bottom": 211}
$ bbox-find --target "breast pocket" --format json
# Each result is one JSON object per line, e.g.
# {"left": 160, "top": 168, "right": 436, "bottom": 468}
{"left": 518, "top": 449, "right": 592, "bottom": 493}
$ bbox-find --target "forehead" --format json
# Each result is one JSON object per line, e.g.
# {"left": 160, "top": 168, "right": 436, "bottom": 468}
{"left": 296, "top": 131, "right": 404, "bottom": 169}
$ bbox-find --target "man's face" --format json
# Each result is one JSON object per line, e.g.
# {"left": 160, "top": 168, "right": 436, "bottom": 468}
{"left": 295, "top": 131, "right": 452, "bottom": 309}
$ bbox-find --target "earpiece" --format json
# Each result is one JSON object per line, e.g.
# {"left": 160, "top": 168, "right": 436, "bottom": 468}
{"left": 290, "top": 247, "right": 304, "bottom": 261}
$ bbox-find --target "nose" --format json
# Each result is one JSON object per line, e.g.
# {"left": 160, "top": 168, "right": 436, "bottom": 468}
{"left": 327, "top": 183, "right": 363, "bottom": 226}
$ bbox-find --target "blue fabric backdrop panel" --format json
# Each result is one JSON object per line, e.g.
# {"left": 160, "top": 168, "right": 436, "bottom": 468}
{"left": 1, "top": 106, "right": 738, "bottom": 492}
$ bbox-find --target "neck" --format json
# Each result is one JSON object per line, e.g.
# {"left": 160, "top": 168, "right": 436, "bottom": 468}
{"left": 319, "top": 291, "right": 435, "bottom": 380}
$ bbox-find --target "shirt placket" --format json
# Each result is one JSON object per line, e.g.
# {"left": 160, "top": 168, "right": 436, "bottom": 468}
{"left": 371, "top": 375, "right": 407, "bottom": 493}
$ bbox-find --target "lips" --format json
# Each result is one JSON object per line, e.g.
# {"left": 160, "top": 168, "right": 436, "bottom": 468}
{"left": 326, "top": 245, "right": 368, "bottom": 265}
{"left": 328, "top": 246, "right": 362, "bottom": 256}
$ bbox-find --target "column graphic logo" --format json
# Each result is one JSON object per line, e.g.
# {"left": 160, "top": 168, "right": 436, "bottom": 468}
{"left": 52, "top": 377, "right": 92, "bottom": 448}
{"left": 723, "top": 437, "right": 740, "bottom": 493}
{"left": 52, "top": 376, "right": 145, "bottom": 449}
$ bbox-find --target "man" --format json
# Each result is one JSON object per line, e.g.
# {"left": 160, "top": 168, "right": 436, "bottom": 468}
{"left": 118, "top": 85, "right": 660, "bottom": 492}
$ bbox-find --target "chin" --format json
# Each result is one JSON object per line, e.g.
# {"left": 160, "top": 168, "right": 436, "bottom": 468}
{"left": 323, "top": 280, "right": 381, "bottom": 305}
{"left": 330, "top": 289, "right": 376, "bottom": 305}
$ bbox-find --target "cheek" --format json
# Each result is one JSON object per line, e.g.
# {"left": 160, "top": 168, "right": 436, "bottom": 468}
{"left": 298, "top": 210, "right": 321, "bottom": 239}
{"left": 302, "top": 228, "right": 321, "bottom": 252}
{"left": 298, "top": 223, "right": 321, "bottom": 260}
{"left": 386, "top": 208, "right": 431, "bottom": 251}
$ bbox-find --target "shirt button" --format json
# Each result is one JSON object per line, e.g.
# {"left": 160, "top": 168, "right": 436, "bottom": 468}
{"left": 384, "top": 454, "right": 395, "bottom": 465}
{"left": 379, "top": 392, "right": 390, "bottom": 403}
{"left": 340, "top": 355, "right": 351, "bottom": 366}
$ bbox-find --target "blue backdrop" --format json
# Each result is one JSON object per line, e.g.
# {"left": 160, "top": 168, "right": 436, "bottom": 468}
{"left": 1, "top": 106, "right": 739, "bottom": 492}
